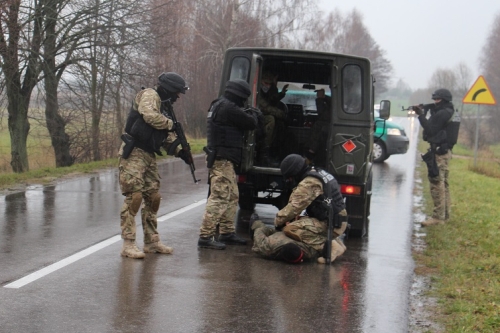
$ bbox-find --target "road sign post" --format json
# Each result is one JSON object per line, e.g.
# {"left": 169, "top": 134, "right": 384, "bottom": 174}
{"left": 462, "top": 75, "right": 497, "bottom": 167}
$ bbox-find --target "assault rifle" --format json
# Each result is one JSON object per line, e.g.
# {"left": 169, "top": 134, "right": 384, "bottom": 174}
{"left": 402, "top": 103, "right": 435, "bottom": 116}
{"left": 161, "top": 99, "right": 200, "bottom": 184}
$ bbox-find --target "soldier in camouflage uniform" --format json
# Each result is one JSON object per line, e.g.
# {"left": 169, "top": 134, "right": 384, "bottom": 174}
{"left": 198, "top": 79, "right": 260, "bottom": 250}
{"left": 118, "top": 72, "right": 191, "bottom": 259}
{"left": 274, "top": 154, "right": 348, "bottom": 263}
{"left": 256, "top": 72, "right": 288, "bottom": 165}
{"left": 414, "top": 88, "right": 455, "bottom": 227}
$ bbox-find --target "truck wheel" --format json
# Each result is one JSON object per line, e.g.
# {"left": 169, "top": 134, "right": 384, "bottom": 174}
{"left": 345, "top": 196, "right": 370, "bottom": 238}
{"left": 373, "top": 140, "right": 388, "bottom": 163}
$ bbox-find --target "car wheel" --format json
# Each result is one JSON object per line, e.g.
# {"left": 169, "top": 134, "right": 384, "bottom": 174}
{"left": 373, "top": 140, "right": 388, "bottom": 163}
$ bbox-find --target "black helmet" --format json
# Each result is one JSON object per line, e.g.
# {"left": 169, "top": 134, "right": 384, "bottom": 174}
{"left": 280, "top": 154, "right": 306, "bottom": 179}
{"left": 158, "top": 72, "right": 188, "bottom": 94}
{"left": 431, "top": 88, "right": 452, "bottom": 102}
{"left": 225, "top": 79, "right": 251, "bottom": 99}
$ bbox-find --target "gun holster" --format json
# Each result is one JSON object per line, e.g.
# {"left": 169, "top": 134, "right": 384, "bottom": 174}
{"left": 121, "top": 134, "right": 135, "bottom": 159}
{"left": 422, "top": 149, "right": 439, "bottom": 178}
{"left": 203, "top": 146, "right": 216, "bottom": 168}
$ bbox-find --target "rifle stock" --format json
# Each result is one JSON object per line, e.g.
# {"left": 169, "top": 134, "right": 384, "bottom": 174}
{"left": 326, "top": 201, "right": 334, "bottom": 264}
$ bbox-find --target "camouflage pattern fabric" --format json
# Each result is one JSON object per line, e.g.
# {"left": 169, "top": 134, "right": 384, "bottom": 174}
{"left": 429, "top": 150, "right": 452, "bottom": 220}
{"left": 258, "top": 94, "right": 286, "bottom": 148}
{"left": 118, "top": 88, "right": 178, "bottom": 243}
{"left": 252, "top": 223, "right": 318, "bottom": 260}
{"left": 200, "top": 159, "right": 239, "bottom": 237}
{"left": 282, "top": 217, "right": 327, "bottom": 251}
{"left": 275, "top": 176, "right": 324, "bottom": 228}
{"left": 119, "top": 148, "right": 161, "bottom": 243}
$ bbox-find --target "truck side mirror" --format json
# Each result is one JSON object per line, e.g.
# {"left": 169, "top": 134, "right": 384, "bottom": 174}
{"left": 378, "top": 100, "right": 391, "bottom": 119}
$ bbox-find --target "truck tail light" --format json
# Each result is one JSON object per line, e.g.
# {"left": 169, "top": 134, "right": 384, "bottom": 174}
{"left": 340, "top": 184, "right": 361, "bottom": 195}
{"left": 238, "top": 175, "right": 247, "bottom": 183}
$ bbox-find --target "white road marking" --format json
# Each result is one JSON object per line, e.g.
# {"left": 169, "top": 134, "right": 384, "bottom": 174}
{"left": 4, "top": 199, "right": 207, "bottom": 289}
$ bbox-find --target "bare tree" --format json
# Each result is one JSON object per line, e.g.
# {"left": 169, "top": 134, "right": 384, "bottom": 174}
{"left": 480, "top": 13, "right": 500, "bottom": 144}
{"left": 298, "top": 9, "right": 393, "bottom": 96}
{"left": 0, "top": 0, "right": 45, "bottom": 172}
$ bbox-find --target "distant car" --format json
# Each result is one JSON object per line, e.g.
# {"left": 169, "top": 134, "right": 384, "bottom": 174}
{"left": 407, "top": 108, "right": 416, "bottom": 116}
{"left": 373, "top": 105, "right": 409, "bottom": 163}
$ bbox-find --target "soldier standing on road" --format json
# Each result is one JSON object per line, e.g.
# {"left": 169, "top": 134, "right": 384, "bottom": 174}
{"left": 414, "top": 88, "right": 455, "bottom": 227}
{"left": 198, "top": 79, "right": 260, "bottom": 250}
{"left": 118, "top": 72, "right": 191, "bottom": 259}
{"left": 274, "top": 154, "right": 349, "bottom": 263}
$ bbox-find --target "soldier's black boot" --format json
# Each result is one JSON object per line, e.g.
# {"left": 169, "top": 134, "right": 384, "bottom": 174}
{"left": 198, "top": 237, "right": 226, "bottom": 250}
{"left": 218, "top": 232, "right": 247, "bottom": 245}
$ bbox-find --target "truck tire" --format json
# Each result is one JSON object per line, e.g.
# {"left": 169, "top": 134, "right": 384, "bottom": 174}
{"left": 346, "top": 171, "right": 372, "bottom": 238}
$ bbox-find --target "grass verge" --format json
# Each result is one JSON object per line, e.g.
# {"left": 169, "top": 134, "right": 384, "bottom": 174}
{"left": 414, "top": 142, "right": 500, "bottom": 332}
{"left": 0, "top": 138, "right": 206, "bottom": 191}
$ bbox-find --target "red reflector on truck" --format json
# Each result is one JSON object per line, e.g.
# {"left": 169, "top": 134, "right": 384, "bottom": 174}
{"left": 340, "top": 184, "right": 361, "bottom": 195}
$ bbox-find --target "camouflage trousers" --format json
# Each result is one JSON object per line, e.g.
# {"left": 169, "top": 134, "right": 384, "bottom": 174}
{"left": 252, "top": 224, "right": 318, "bottom": 260}
{"left": 200, "top": 159, "right": 238, "bottom": 237}
{"left": 118, "top": 148, "right": 162, "bottom": 244}
{"left": 428, "top": 150, "right": 452, "bottom": 220}
{"left": 282, "top": 217, "right": 327, "bottom": 252}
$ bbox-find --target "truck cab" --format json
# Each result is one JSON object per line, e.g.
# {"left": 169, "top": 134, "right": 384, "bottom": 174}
{"left": 219, "top": 47, "right": 390, "bottom": 237}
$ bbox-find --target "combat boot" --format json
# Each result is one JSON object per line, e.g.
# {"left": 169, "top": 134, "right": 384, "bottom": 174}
{"left": 421, "top": 218, "right": 445, "bottom": 227}
{"left": 143, "top": 241, "right": 173, "bottom": 254}
{"left": 218, "top": 232, "right": 247, "bottom": 245}
{"left": 198, "top": 237, "right": 226, "bottom": 250}
{"left": 121, "top": 239, "right": 145, "bottom": 259}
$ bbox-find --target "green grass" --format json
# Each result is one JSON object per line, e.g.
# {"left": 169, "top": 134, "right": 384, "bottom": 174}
{"left": 0, "top": 138, "right": 206, "bottom": 190}
{"left": 415, "top": 140, "right": 500, "bottom": 332}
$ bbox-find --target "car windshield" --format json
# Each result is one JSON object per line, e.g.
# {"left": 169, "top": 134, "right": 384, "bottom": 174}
{"left": 279, "top": 84, "right": 330, "bottom": 113}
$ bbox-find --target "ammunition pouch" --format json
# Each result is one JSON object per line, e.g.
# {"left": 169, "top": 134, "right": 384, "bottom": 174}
{"left": 422, "top": 149, "right": 439, "bottom": 178}
{"left": 203, "top": 146, "right": 217, "bottom": 168}
{"left": 121, "top": 134, "right": 135, "bottom": 159}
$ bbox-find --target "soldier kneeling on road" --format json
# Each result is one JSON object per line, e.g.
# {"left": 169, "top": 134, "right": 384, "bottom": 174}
{"left": 262, "top": 154, "right": 349, "bottom": 263}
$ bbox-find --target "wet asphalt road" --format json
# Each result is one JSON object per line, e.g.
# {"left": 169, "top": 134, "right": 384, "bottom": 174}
{"left": 0, "top": 117, "right": 420, "bottom": 333}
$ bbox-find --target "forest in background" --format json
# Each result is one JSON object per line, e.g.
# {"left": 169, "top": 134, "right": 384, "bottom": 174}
{"left": 1, "top": 0, "right": 499, "bottom": 173}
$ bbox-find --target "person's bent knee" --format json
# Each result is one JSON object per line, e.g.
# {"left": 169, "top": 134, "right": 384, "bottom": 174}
{"left": 129, "top": 192, "right": 143, "bottom": 216}
{"left": 150, "top": 192, "right": 161, "bottom": 213}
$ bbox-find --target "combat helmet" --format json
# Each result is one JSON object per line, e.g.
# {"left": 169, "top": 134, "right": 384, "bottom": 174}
{"left": 431, "top": 88, "right": 452, "bottom": 102}
{"left": 158, "top": 72, "right": 188, "bottom": 94}
{"left": 225, "top": 79, "right": 251, "bottom": 99}
{"left": 280, "top": 154, "right": 307, "bottom": 179}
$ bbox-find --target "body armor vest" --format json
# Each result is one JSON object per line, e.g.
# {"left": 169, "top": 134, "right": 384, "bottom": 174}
{"left": 125, "top": 104, "right": 167, "bottom": 155}
{"left": 206, "top": 98, "right": 245, "bottom": 150}
{"left": 303, "top": 168, "right": 345, "bottom": 220}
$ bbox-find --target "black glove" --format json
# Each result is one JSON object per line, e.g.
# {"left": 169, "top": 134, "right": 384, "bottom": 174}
{"left": 177, "top": 149, "right": 192, "bottom": 165}
{"left": 412, "top": 105, "right": 423, "bottom": 116}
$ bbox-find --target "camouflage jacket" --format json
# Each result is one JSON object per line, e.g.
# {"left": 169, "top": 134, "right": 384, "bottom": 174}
{"left": 274, "top": 176, "right": 324, "bottom": 228}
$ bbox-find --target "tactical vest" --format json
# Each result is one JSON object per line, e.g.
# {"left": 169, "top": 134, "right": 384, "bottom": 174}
{"left": 303, "top": 168, "right": 345, "bottom": 220}
{"left": 125, "top": 104, "right": 167, "bottom": 155}
{"left": 206, "top": 98, "right": 245, "bottom": 150}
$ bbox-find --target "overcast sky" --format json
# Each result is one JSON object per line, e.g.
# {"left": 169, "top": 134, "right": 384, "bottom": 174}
{"left": 317, "top": 0, "right": 500, "bottom": 90}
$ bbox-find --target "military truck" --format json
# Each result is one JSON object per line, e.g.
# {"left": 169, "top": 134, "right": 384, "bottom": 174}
{"left": 218, "top": 47, "right": 390, "bottom": 238}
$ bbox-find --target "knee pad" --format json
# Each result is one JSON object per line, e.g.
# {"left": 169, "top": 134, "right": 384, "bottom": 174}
{"left": 129, "top": 192, "right": 143, "bottom": 216}
{"left": 150, "top": 192, "right": 162, "bottom": 213}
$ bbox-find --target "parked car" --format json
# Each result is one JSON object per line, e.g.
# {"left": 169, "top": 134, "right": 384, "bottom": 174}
{"left": 373, "top": 104, "right": 409, "bottom": 163}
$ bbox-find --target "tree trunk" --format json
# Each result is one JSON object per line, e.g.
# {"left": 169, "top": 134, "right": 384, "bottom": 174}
{"left": 43, "top": 0, "right": 74, "bottom": 167}
{"left": 45, "top": 76, "right": 74, "bottom": 167}
{"left": 7, "top": 94, "right": 30, "bottom": 173}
